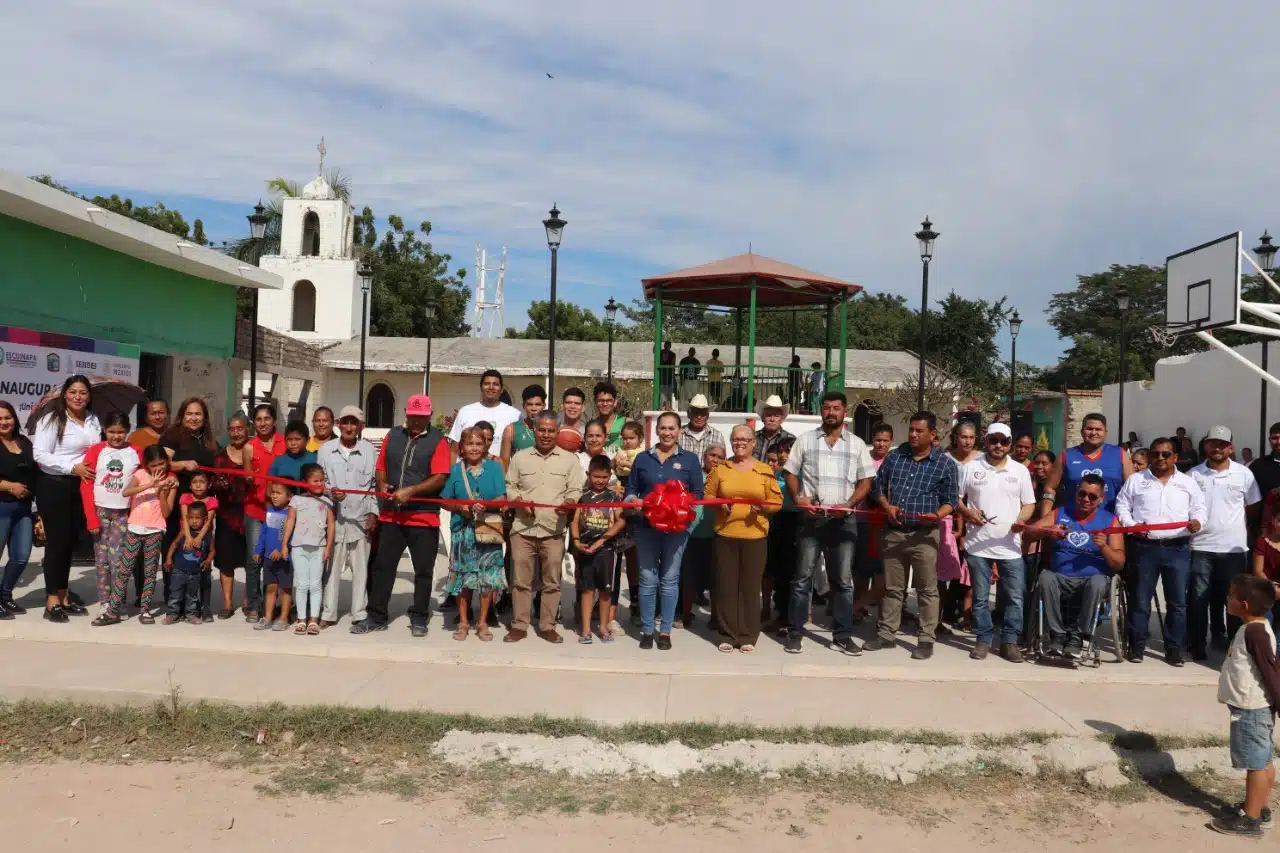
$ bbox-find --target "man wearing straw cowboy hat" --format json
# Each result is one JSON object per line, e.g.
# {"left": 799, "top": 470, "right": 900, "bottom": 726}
{"left": 754, "top": 395, "right": 795, "bottom": 462}
{"left": 678, "top": 394, "right": 727, "bottom": 459}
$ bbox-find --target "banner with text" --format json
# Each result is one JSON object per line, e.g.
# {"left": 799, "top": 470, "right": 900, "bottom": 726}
{"left": 0, "top": 326, "right": 141, "bottom": 416}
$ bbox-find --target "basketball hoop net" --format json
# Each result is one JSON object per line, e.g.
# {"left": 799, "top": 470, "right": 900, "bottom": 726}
{"left": 1149, "top": 322, "right": 1195, "bottom": 349}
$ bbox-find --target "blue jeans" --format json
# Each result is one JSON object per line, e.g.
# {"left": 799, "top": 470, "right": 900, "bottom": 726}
{"left": 789, "top": 515, "right": 856, "bottom": 641}
{"left": 635, "top": 524, "right": 689, "bottom": 635}
{"left": 242, "top": 516, "right": 265, "bottom": 613}
{"left": 166, "top": 569, "right": 201, "bottom": 617}
{"left": 1127, "top": 538, "right": 1191, "bottom": 655}
{"left": 0, "top": 500, "right": 33, "bottom": 600}
{"left": 1189, "top": 550, "right": 1247, "bottom": 651}
{"left": 966, "top": 554, "right": 1026, "bottom": 646}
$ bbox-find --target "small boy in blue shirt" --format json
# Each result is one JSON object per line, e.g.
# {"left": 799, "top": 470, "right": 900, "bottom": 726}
{"left": 253, "top": 482, "right": 294, "bottom": 631}
{"left": 163, "top": 502, "right": 211, "bottom": 625}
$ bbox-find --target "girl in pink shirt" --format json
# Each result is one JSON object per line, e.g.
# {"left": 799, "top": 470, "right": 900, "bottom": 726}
{"left": 94, "top": 445, "right": 177, "bottom": 626}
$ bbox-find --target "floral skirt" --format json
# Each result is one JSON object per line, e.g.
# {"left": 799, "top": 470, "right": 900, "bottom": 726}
{"left": 444, "top": 524, "right": 507, "bottom": 595}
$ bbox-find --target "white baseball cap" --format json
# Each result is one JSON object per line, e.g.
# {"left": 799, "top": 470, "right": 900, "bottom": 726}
{"left": 986, "top": 422, "right": 1012, "bottom": 438}
{"left": 1206, "top": 425, "right": 1232, "bottom": 442}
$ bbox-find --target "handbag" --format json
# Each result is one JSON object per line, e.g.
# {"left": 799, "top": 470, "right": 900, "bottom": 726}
{"left": 461, "top": 465, "right": 505, "bottom": 545}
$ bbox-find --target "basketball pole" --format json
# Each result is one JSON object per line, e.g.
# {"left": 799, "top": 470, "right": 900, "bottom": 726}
{"left": 1193, "top": 331, "right": 1280, "bottom": 389}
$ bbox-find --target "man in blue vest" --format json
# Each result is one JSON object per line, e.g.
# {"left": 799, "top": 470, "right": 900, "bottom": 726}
{"left": 352, "top": 394, "right": 451, "bottom": 637}
{"left": 1020, "top": 473, "right": 1125, "bottom": 660}
{"left": 1040, "top": 412, "right": 1132, "bottom": 516}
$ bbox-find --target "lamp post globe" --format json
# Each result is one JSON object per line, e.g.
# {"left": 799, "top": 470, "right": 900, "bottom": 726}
{"left": 913, "top": 216, "right": 939, "bottom": 410}
{"left": 1117, "top": 285, "right": 1130, "bottom": 447}
{"left": 1008, "top": 309, "right": 1021, "bottom": 420}
{"left": 542, "top": 204, "right": 567, "bottom": 399}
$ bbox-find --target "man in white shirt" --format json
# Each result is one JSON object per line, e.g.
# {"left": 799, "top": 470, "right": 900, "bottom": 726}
{"left": 1189, "top": 425, "right": 1262, "bottom": 659}
{"left": 449, "top": 369, "right": 521, "bottom": 460}
{"left": 318, "top": 406, "right": 379, "bottom": 627}
{"left": 1116, "top": 436, "right": 1207, "bottom": 666}
{"left": 959, "top": 423, "right": 1036, "bottom": 662}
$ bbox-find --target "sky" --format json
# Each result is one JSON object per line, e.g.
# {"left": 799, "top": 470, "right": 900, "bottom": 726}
{"left": 4, "top": 0, "right": 1279, "bottom": 367}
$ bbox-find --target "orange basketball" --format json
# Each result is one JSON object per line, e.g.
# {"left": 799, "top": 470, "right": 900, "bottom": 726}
{"left": 556, "top": 426, "right": 583, "bottom": 452}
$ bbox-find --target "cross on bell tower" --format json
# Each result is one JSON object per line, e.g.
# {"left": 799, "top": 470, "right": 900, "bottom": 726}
{"left": 317, "top": 136, "right": 326, "bottom": 175}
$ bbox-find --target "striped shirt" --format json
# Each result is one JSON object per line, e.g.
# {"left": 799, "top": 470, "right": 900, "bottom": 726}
{"left": 783, "top": 426, "right": 876, "bottom": 507}
{"left": 873, "top": 442, "right": 959, "bottom": 525}
{"left": 679, "top": 425, "right": 727, "bottom": 459}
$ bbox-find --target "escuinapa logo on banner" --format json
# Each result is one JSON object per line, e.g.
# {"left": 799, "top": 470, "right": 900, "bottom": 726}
{"left": 1, "top": 347, "right": 37, "bottom": 369}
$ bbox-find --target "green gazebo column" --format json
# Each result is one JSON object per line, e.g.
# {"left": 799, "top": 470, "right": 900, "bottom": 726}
{"left": 824, "top": 303, "right": 833, "bottom": 377}
{"left": 652, "top": 296, "right": 664, "bottom": 409}
{"left": 747, "top": 279, "right": 758, "bottom": 413}
{"left": 837, "top": 295, "right": 849, "bottom": 393}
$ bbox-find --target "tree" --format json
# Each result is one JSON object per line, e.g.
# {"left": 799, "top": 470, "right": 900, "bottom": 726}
{"left": 29, "top": 175, "right": 203, "bottom": 242}
{"left": 921, "top": 292, "right": 1009, "bottom": 391}
{"left": 867, "top": 365, "right": 974, "bottom": 443}
{"left": 505, "top": 300, "right": 611, "bottom": 341}
{"left": 367, "top": 216, "right": 469, "bottom": 337}
{"left": 1037, "top": 264, "right": 1273, "bottom": 390}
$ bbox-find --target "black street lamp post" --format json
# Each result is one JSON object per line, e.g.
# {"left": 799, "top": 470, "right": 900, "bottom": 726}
{"left": 423, "top": 297, "right": 437, "bottom": 395}
{"left": 1117, "top": 285, "right": 1131, "bottom": 446}
{"left": 246, "top": 201, "right": 268, "bottom": 414}
{"left": 605, "top": 296, "right": 618, "bottom": 383}
{"left": 914, "top": 217, "right": 938, "bottom": 411}
{"left": 1008, "top": 309, "right": 1022, "bottom": 419}
{"left": 357, "top": 262, "right": 372, "bottom": 408}
{"left": 542, "top": 204, "right": 566, "bottom": 400}
{"left": 1256, "top": 231, "right": 1277, "bottom": 453}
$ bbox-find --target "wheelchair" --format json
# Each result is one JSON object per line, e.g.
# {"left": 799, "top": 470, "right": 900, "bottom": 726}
{"left": 1025, "top": 565, "right": 1167, "bottom": 666}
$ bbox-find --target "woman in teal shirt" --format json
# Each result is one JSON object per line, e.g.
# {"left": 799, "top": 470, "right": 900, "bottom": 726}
{"left": 441, "top": 426, "right": 508, "bottom": 641}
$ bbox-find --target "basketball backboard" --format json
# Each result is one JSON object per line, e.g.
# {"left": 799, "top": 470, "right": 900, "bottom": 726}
{"left": 1164, "top": 232, "right": 1241, "bottom": 334}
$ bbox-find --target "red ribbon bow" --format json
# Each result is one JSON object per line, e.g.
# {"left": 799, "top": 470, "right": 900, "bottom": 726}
{"left": 642, "top": 480, "right": 697, "bottom": 534}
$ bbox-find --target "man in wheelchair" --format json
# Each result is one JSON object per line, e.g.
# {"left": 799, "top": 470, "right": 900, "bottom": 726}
{"left": 1018, "top": 474, "right": 1126, "bottom": 660}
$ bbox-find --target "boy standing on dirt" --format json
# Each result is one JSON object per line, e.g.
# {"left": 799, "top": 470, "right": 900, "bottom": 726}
{"left": 1212, "top": 575, "right": 1280, "bottom": 837}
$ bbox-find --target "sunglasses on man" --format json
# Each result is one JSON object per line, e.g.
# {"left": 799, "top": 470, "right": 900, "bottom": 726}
{"left": 986, "top": 435, "right": 1011, "bottom": 446}
{"left": 1150, "top": 450, "right": 1175, "bottom": 459}
{"left": 1076, "top": 490, "right": 1102, "bottom": 501}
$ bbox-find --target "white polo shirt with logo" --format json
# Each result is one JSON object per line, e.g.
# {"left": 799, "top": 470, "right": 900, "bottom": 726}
{"left": 1190, "top": 460, "right": 1262, "bottom": 554}
{"left": 960, "top": 455, "right": 1035, "bottom": 560}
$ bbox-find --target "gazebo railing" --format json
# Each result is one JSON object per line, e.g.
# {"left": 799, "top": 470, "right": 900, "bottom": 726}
{"left": 655, "top": 364, "right": 840, "bottom": 413}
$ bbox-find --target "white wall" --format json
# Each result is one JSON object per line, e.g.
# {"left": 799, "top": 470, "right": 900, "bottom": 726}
{"left": 1103, "top": 341, "right": 1276, "bottom": 456}
{"left": 168, "top": 356, "right": 230, "bottom": 435}
{"left": 257, "top": 256, "right": 361, "bottom": 342}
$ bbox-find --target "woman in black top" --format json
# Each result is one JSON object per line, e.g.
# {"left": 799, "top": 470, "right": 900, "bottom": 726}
{"left": 0, "top": 400, "right": 36, "bottom": 616}
{"left": 158, "top": 397, "right": 220, "bottom": 618}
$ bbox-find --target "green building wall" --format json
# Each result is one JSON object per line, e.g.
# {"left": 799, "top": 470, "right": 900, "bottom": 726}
{"left": 0, "top": 212, "right": 236, "bottom": 360}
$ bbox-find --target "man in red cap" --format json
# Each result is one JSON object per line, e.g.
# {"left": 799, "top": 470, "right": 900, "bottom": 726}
{"left": 352, "top": 394, "right": 451, "bottom": 637}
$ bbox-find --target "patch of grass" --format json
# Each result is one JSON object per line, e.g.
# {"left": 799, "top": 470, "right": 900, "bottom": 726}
{"left": 270, "top": 760, "right": 365, "bottom": 796}
{"left": 969, "top": 730, "right": 1057, "bottom": 748}
{"left": 1097, "top": 731, "right": 1230, "bottom": 752}
{"left": 370, "top": 773, "right": 421, "bottom": 799}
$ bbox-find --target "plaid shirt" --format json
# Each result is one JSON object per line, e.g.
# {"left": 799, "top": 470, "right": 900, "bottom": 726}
{"left": 753, "top": 427, "right": 795, "bottom": 462}
{"left": 679, "top": 424, "right": 727, "bottom": 459}
{"left": 873, "top": 442, "right": 959, "bottom": 526}
{"left": 783, "top": 426, "right": 876, "bottom": 507}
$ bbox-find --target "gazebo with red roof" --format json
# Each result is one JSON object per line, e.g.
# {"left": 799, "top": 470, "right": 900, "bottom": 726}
{"left": 640, "top": 252, "right": 862, "bottom": 412}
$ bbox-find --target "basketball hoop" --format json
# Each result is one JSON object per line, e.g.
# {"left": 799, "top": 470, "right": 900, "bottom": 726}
{"left": 1149, "top": 323, "right": 1191, "bottom": 349}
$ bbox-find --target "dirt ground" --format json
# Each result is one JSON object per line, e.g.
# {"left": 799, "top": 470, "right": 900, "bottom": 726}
{"left": 0, "top": 760, "right": 1260, "bottom": 853}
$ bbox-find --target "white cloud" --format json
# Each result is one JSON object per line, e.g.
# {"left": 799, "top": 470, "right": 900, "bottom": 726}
{"left": 3, "top": 0, "right": 1278, "bottom": 363}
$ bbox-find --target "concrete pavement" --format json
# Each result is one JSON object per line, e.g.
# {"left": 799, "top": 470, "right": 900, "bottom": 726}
{"left": 0, "top": 557, "right": 1226, "bottom": 735}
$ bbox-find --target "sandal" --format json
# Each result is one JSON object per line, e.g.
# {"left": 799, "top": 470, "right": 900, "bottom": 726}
{"left": 476, "top": 626, "right": 493, "bottom": 642}
{"left": 294, "top": 620, "right": 307, "bottom": 634}
{"left": 453, "top": 625, "right": 469, "bottom": 642}
{"left": 718, "top": 643, "right": 734, "bottom": 653}
{"left": 217, "top": 608, "right": 234, "bottom": 620}
{"left": 91, "top": 613, "right": 120, "bottom": 627}
{"left": 578, "top": 633, "right": 593, "bottom": 644}
{"left": 741, "top": 644, "right": 755, "bottom": 654}
{"left": 138, "top": 614, "right": 154, "bottom": 625}
{"left": 306, "top": 622, "right": 320, "bottom": 635}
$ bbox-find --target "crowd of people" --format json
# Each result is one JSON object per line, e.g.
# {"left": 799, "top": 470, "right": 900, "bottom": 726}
{"left": 7, "top": 373, "right": 1280, "bottom": 835}
{"left": 5, "top": 373, "right": 1280, "bottom": 663}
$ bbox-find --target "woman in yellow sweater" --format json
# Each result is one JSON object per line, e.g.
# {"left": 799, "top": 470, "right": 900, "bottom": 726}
{"left": 705, "top": 424, "right": 783, "bottom": 652}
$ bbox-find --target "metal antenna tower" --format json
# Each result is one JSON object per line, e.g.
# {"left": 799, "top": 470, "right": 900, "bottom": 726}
{"left": 471, "top": 243, "right": 506, "bottom": 338}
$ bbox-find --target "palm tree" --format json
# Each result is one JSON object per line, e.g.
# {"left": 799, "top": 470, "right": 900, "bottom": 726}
{"left": 224, "top": 168, "right": 353, "bottom": 261}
